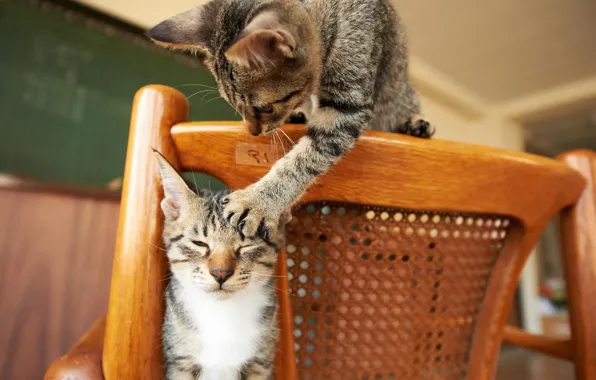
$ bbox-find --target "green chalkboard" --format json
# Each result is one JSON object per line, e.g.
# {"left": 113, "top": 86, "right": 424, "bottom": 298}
{"left": 0, "top": 0, "right": 239, "bottom": 187}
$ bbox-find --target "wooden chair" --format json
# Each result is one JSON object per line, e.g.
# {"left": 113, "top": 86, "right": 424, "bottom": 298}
{"left": 503, "top": 150, "right": 596, "bottom": 380}
{"left": 45, "top": 85, "right": 586, "bottom": 380}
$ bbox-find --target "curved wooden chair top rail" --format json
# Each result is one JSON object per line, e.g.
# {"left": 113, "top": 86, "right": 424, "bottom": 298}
{"left": 44, "top": 86, "right": 588, "bottom": 380}
{"left": 172, "top": 121, "right": 584, "bottom": 230}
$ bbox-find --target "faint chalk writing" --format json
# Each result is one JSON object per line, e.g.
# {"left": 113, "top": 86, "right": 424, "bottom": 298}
{"left": 22, "top": 36, "right": 93, "bottom": 122}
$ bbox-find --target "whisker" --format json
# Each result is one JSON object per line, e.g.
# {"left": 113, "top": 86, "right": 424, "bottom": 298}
{"left": 253, "top": 289, "right": 269, "bottom": 304}
{"left": 186, "top": 89, "right": 218, "bottom": 100}
{"left": 271, "top": 133, "right": 278, "bottom": 156}
{"left": 280, "top": 129, "right": 296, "bottom": 146}
{"left": 232, "top": 107, "right": 241, "bottom": 119}
{"left": 275, "top": 131, "right": 287, "bottom": 156}
{"left": 251, "top": 277, "right": 295, "bottom": 297}
{"left": 149, "top": 242, "right": 167, "bottom": 252}
{"left": 204, "top": 95, "right": 223, "bottom": 105}
{"left": 208, "top": 181, "right": 223, "bottom": 213}
{"left": 252, "top": 272, "right": 287, "bottom": 279}
{"left": 175, "top": 83, "right": 217, "bottom": 90}
{"left": 200, "top": 90, "right": 220, "bottom": 101}
{"left": 190, "top": 169, "right": 199, "bottom": 193}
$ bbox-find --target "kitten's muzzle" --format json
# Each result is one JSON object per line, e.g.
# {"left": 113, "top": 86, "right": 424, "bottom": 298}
{"left": 210, "top": 268, "right": 234, "bottom": 285}
{"left": 244, "top": 120, "right": 262, "bottom": 136}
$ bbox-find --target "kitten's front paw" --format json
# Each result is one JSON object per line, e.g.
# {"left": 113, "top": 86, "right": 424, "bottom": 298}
{"left": 398, "top": 118, "right": 435, "bottom": 138}
{"left": 222, "top": 188, "right": 280, "bottom": 241}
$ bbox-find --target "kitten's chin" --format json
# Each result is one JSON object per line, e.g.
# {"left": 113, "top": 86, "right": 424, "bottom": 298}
{"left": 207, "top": 285, "right": 248, "bottom": 299}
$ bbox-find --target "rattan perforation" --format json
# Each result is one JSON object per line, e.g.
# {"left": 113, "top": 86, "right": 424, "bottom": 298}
{"left": 285, "top": 202, "right": 511, "bottom": 380}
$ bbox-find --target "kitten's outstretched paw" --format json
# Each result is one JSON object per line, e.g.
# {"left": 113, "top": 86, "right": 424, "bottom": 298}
{"left": 222, "top": 188, "right": 280, "bottom": 241}
{"left": 398, "top": 119, "right": 435, "bottom": 138}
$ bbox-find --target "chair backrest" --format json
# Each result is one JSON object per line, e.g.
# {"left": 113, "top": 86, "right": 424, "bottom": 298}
{"left": 558, "top": 150, "right": 596, "bottom": 380}
{"left": 102, "top": 85, "right": 585, "bottom": 380}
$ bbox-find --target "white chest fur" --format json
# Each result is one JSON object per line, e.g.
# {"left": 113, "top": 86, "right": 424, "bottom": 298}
{"left": 179, "top": 281, "right": 268, "bottom": 376}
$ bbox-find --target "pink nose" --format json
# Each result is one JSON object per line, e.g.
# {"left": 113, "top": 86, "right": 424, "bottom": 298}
{"left": 210, "top": 268, "right": 233, "bottom": 285}
{"left": 244, "top": 120, "right": 262, "bottom": 136}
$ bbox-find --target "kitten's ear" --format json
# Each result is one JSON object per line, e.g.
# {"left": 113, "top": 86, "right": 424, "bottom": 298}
{"left": 148, "top": 0, "right": 224, "bottom": 57}
{"left": 153, "top": 150, "right": 195, "bottom": 221}
{"left": 279, "top": 209, "right": 293, "bottom": 226}
{"left": 225, "top": 11, "right": 296, "bottom": 69}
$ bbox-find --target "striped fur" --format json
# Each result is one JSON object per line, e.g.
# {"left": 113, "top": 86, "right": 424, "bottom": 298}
{"left": 155, "top": 152, "right": 284, "bottom": 380}
{"left": 149, "top": 0, "right": 432, "bottom": 240}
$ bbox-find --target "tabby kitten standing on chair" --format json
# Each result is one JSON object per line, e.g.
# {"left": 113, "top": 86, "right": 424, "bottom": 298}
{"left": 149, "top": 0, "right": 432, "bottom": 241}
{"left": 155, "top": 151, "right": 289, "bottom": 380}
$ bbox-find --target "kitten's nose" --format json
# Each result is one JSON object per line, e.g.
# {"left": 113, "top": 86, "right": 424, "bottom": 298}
{"left": 244, "top": 120, "right": 262, "bottom": 136}
{"left": 210, "top": 268, "right": 234, "bottom": 285}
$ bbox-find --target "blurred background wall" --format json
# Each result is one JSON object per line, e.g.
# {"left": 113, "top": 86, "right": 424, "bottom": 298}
{"left": 1, "top": 0, "right": 595, "bottom": 378}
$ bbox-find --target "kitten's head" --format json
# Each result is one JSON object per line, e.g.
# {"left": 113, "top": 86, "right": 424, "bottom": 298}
{"left": 149, "top": 0, "right": 322, "bottom": 136}
{"left": 154, "top": 151, "right": 290, "bottom": 298}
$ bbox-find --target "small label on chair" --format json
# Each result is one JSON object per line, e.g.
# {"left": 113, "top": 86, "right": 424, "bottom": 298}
{"left": 235, "top": 143, "right": 282, "bottom": 167}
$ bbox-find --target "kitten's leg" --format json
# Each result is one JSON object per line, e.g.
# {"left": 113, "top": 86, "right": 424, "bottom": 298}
{"left": 223, "top": 107, "right": 371, "bottom": 239}
{"left": 395, "top": 88, "right": 435, "bottom": 137}
{"left": 382, "top": 83, "right": 435, "bottom": 138}
{"left": 165, "top": 357, "right": 202, "bottom": 380}
{"left": 397, "top": 118, "right": 435, "bottom": 138}
{"left": 240, "top": 359, "right": 274, "bottom": 380}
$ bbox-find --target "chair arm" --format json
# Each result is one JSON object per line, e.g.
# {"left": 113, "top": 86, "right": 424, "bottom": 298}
{"left": 45, "top": 317, "right": 106, "bottom": 380}
{"left": 503, "top": 325, "right": 573, "bottom": 360}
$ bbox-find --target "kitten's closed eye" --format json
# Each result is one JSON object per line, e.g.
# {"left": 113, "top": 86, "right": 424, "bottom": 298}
{"left": 255, "top": 105, "right": 273, "bottom": 114}
{"left": 191, "top": 240, "right": 210, "bottom": 254}
{"left": 191, "top": 240, "right": 209, "bottom": 248}
{"left": 236, "top": 245, "right": 263, "bottom": 257}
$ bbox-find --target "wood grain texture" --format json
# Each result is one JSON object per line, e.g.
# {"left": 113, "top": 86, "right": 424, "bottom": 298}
{"left": 496, "top": 348, "right": 575, "bottom": 380}
{"left": 502, "top": 326, "right": 573, "bottom": 360}
{"left": 172, "top": 122, "right": 585, "bottom": 229}
{"left": 57, "top": 86, "right": 586, "bottom": 380}
{"left": 0, "top": 188, "right": 117, "bottom": 380}
{"left": 102, "top": 85, "right": 188, "bottom": 380}
{"left": 558, "top": 150, "right": 596, "bottom": 380}
{"left": 170, "top": 122, "right": 585, "bottom": 379}
{"left": 45, "top": 318, "right": 106, "bottom": 380}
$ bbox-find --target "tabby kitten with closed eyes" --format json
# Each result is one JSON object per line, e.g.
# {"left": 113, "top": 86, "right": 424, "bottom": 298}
{"left": 155, "top": 151, "right": 289, "bottom": 380}
{"left": 149, "top": 0, "right": 432, "bottom": 242}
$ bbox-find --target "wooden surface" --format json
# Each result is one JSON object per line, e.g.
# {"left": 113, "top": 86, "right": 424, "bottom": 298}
{"left": 273, "top": 248, "right": 298, "bottom": 380}
{"left": 502, "top": 326, "right": 573, "bottom": 360}
{"left": 88, "top": 86, "right": 586, "bottom": 379}
{"left": 172, "top": 122, "right": 585, "bottom": 228}
{"left": 558, "top": 150, "right": 596, "bottom": 380}
{"left": 45, "top": 318, "right": 106, "bottom": 380}
{"left": 0, "top": 187, "right": 117, "bottom": 380}
{"left": 496, "top": 348, "right": 575, "bottom": 380}
{"left": 102, "top": 85, "right": 188, "bottom": 379}
{"left": 169, "top": 121, "right": 584, "bottom": 379}
{"left": 46, "top": 318, "right": 578, "bottom": 380}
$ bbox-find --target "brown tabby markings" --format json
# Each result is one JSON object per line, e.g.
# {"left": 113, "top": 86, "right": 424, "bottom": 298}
{"left": 149, "top": 0, "right": 433, "bottom": 243}
{"left": 154, "top": 152, "right": 287, "bottom": 380}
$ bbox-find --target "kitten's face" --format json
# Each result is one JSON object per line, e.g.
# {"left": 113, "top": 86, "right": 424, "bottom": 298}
{"left": 149, "top": 0, "right": 322, "bottom": 136}
{"left": 154, "top": 152, "right": 288, "bottom": 298}
{"left": 214, "top": 60, "right": 319, "bottom": 136}
{"left": 165, "top": 199, "right": 281, "bottom": 297}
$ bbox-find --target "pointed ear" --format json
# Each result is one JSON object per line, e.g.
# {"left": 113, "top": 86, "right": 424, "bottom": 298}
{"left": 279, "top": 209, "right": 293, "bottom": 226}
{"left": 153, "top": 150, "right": 196, "bottom": 221}
{"left": 225, "top": 11, "right": 296, "bottom": 69}
{"left": 148, "top": 0, "right": 225, "bottom": 57}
